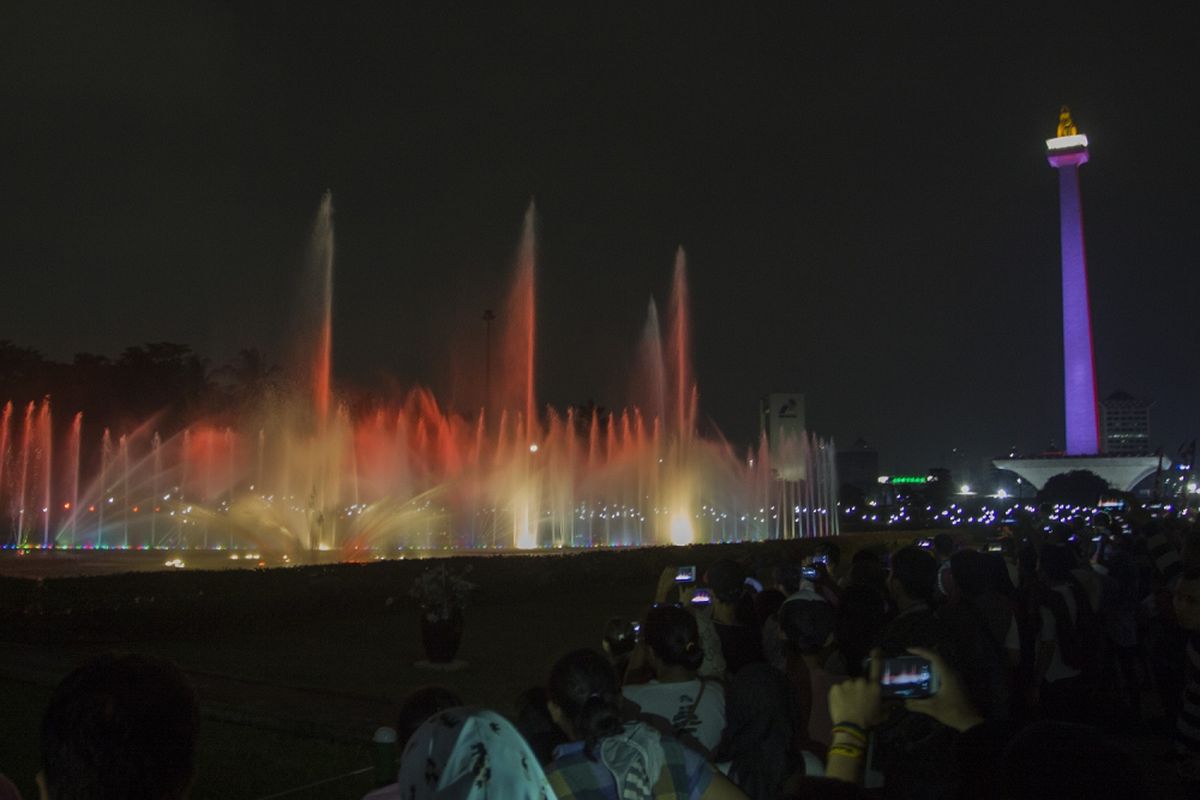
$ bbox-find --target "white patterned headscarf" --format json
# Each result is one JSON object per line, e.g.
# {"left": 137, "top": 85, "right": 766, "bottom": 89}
{"left": 397, "top": 707, "right": 556, "bottom": 800}
{"left": 599, "top": 721, "right": 666, "bottom": 800}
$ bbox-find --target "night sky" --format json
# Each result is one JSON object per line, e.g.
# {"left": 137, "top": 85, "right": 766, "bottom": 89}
{"left": 3, "top": 3, "right": 1197, "bottom": 475}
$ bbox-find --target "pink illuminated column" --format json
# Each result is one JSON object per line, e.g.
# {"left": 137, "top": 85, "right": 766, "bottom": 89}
{"left": 1046, "top": 107, "right": 1100, "bottom": 455}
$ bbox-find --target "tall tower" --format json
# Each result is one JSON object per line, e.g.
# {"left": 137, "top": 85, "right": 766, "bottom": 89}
{"left": 1047, "top": 106, "right": 1100, "bottom": 455}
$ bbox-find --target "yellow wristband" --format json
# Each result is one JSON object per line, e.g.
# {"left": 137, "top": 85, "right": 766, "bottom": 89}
{"left": 831, "top": 725, "right": 868, "bottom": 744}
{"left": 828, "top": 744, "right": 865, "bottom": 759}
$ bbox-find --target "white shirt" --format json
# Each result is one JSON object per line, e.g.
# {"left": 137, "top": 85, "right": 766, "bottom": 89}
{"left": 622, "top": 678, "right": 726, "bottom": 754}
{"left": 1040, "top": 584, "right": 1082, "bottom": 684}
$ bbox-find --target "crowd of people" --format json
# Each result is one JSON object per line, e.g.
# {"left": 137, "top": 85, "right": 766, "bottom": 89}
{"left": 8, "top": 508, "right": 1200, "bottom": 799}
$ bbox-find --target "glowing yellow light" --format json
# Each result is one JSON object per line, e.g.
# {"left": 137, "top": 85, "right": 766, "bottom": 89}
{"left": 669, "top": 513, "right": 694, "bottom": 546}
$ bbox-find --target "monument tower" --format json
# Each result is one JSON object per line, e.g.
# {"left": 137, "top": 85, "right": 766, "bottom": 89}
{"left": 1046, "top": 106, "right": 1100, "bottom": 455}
{"left": 995, "top": 109, "right": 1163, "bottom": 492}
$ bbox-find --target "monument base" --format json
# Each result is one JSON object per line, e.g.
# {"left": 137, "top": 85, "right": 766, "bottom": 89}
{"left": 993, "top": 454, "right": 1164, "bottom": 493}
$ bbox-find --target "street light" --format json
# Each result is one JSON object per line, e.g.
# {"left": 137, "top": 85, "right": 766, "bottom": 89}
{"left": 482, "top": 309, "right": 496, "bottom": 418}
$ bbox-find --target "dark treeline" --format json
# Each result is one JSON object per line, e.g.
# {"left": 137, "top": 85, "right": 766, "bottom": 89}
{"left": 0, "top": 340, "right": 282, "bottom": 447}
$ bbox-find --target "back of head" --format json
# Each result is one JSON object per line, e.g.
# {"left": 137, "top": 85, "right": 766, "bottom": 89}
{"left": 547, "top": 649, "right": 624, "bottom": 754}
{"left": 889, "top": 545, "right": 939, "bottom": 604}
{"left": 514, "top": 687, "right": 568, "bottom": 766}
{"left": 1039, "top": 543, "right": 1077, "bottom": 584}
{"left": 949, "top": 549, "right": 988, "bottom": 600}
{"left": 397, "top": 707, "right": 553, "bottom": 799}
{"left": 706, "top": 558, "right": 748, "bottom": 604}
{"left": 847, "top": 550, "right": 887, "bottom": 593}
{"left": 397, "top": 685, "right": 464, "bottom": 751}
{"left": 776, "top": 562, "right": 802, "bottom": 595}
{"left": 602, "top": 617, "right": 639, "bottom": 659}
{"left": 41, "top": 652, "right": 198, "bottom": 800}
{"left": 998, "top": 721, "right": 1140, "bottom": 799}
{"left": 778, "top": 596, "right": 835, "bottom": 655}
{"left": 816, "top": 541, "right": 842, "bottom": 568}
{"left": 933, "top": 533, "right": 955, "bottom": 559}
{"left": 642, "top": 604, "right": 704, "bottom": 671}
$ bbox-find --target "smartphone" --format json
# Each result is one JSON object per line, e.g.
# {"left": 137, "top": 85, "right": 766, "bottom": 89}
{"left": 813, "top": 554, "right": 829, "bottom": 566}
{"left": 689, "top": 588, "right": 713, "bottom": 606}
{"left": 917, "top": 538, "right": 934, "bottom": 549}
{"left": 879, "top": 655, "right": 938, "bottom": 699}
{"left": 801, "top": 566, "right": 820, "bottom": 580}
{"left": 986, "top": 543, "right": 1003, "bottom": 553}
{"left": 675, "top": 565, "right": 697, "bottom": 583}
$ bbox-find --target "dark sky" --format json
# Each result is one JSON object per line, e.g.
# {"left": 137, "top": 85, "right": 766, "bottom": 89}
{"left": 2, "top": 2, "right": 1198, "bottom": 475}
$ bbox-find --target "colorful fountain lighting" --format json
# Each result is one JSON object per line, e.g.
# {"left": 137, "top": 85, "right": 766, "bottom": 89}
{"left": 0, "top": 197, "right": 839, "bottom": 556}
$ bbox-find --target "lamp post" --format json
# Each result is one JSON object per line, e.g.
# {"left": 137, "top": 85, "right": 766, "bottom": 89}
{"left": 482, "top": 309, "right": 495, "bottom": 420}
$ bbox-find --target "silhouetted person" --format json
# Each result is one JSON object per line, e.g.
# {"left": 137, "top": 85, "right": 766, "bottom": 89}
{"left": 38, "top": 653, "right": 198, "bottom": 800}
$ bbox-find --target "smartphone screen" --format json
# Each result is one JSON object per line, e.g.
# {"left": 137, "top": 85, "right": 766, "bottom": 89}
{"left": 801, "top": 566, "right": 819, "bottom": 580}
{"left": 675, "top": 565, "right": 697, "bottom": 583}
{"left": 689, "top": 588, "right": 712, "bottom": 606}
{"left": 879, "top": 655, "right": 936, "bottom": 699}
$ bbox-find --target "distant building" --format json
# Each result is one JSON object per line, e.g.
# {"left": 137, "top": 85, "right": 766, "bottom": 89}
{"left": 759, "top": 393, "right": 805, "bottom": 480}
{"left": 837, "top": 438, "right": 879, "bottom": 494}
{"left": 1100, "top": 391, "right": 1153, "bottom": 455}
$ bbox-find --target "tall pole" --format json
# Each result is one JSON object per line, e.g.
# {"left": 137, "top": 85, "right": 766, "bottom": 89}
{"left": 482, "top": 309, "right": 495, "bottom": 422}
{"left": 1047, "top": 106, "right": 1101, "bottom": 456}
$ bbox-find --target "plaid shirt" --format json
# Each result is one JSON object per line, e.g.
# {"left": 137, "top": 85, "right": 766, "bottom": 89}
{"left": 546, "top": 733, "right": 714, "bottom": 800}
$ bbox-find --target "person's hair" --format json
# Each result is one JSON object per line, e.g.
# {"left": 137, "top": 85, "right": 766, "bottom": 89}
{"left": 835, "top": 585, "right": 889, "bottom": 676}
{"left": 397, "top": 685, "right": 463, "bottom": 750}
{"left": 949, "top": 549, "right": 988, "bottom": 600}
{"left": 982, "top": 552, "right": 1017, "bottom": 599}
{"left": 847, "top": 548, "right": 887, "bottom": 594}
{"left": 547, "top": 649, "right": 624, "bottom": 757}
{"left": 851, "top": 548, "right": 882, "bottom": 566}
{"left": 40, "top": 653, "right": 198, "bottom": 800}
{"left": 815, "top": 541, "right": 842, "bottom": 567}
{"left": 778, "top": 597, "right": 836, "bottom": 655}
{"left": 1038, "top": 543, "right": 1077, "bottom": 584}
{"left": 775, "top": 563, "right": 802, "bottom": 595}
{"left": 706, "top": 558, "right": 748, "bottom": 604}
{"left": 602, "top": 617, "right": 639, "bottom": 658}
{"left": 514, "top": 686, "right": 568, "bottom": 765}
{"left": 889, "top": 546, "right": 939, "bottom": 603}
{"left": 932, "top": 533, "right": 955, "bottom": 557}
{"left": 1174, "top": 565, "right": 1200, "bottom": 587}
{"left": 997, "top": 721, "right": 1140, "bottom": 798}
{"left": 754, "top": 587, "right": 787, "bottom": 628}
{"left": 642, "top": 604, "right": 704, "bottom": 671}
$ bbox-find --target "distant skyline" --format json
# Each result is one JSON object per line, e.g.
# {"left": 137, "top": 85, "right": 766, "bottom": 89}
{"left": 2, "top": 4, "right": 1197, "bottom": 474}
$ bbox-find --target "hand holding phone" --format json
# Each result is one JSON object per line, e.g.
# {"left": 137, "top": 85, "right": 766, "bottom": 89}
{"left": 879, "top": 655, "right": 939, "bottom": 699}
{"left": 674, "top": 565, "right": 697, "bottom": 584}
{"left": 900, "top": 647, "right": 983, "bottom": 733}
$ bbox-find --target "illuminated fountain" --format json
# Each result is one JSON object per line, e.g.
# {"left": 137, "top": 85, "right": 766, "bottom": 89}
{"left": 0, "top": 195, "right": 838, "bottom": 556}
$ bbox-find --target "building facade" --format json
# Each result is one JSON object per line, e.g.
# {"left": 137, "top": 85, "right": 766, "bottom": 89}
{"left": 1100, "top": 391, "right": 1152, "bottom": 455}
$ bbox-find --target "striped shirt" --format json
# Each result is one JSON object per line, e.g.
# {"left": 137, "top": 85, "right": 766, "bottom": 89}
{"left": 546, "top": 730, "right": 714, "bottom": 800}
{"left": 1177, "top": 633, "right": 1200, "bottom": 754}
{"left": 1147, "top": 530, "right": 1183, "bottom": 586}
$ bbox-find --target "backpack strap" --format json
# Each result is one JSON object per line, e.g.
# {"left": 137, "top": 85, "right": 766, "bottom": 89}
{"left": 675, "top": 678, "right": 707, "bottom": 736}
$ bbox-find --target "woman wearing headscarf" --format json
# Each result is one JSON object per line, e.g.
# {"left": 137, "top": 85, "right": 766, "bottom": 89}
{"left": 366, "top": 707, "right": 555, "bottom": 799}
{"left": 544, "top": 649, "right": 746, "bottom": 800}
